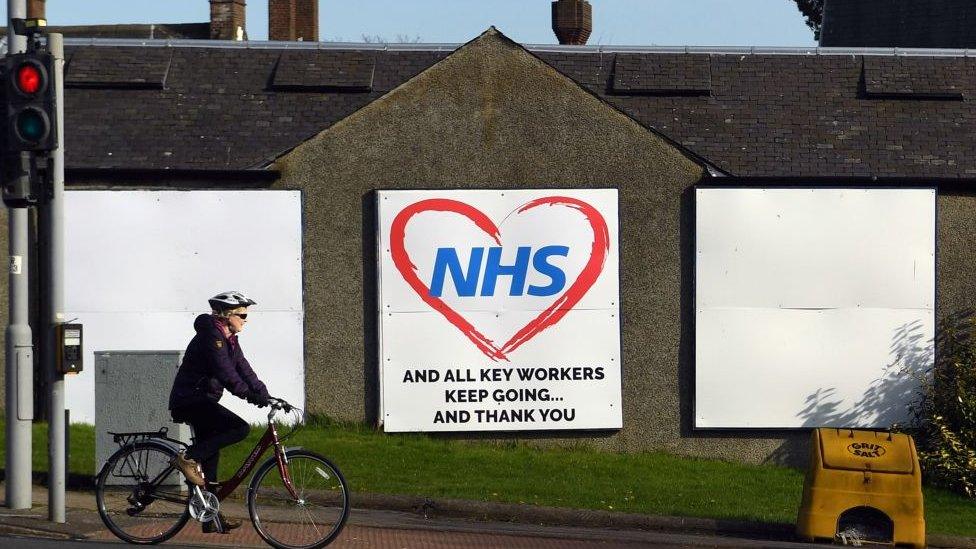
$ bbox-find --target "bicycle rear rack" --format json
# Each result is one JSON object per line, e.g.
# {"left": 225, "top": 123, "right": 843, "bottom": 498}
{"left": 108, "top": 427, "right": 189, "bottom": 450}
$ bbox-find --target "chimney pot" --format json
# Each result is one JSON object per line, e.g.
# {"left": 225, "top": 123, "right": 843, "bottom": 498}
{"left": 27, "top": 0, "right": 45, "bottom": 20}
{"left": 552, "top": 0, "right": 592, "bottom": 45}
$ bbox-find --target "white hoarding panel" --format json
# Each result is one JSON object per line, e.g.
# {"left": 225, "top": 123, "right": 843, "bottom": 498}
{"left": 378, "top": 189, "right": 621, "bottom": 432}
{"left": 64, "top": 191, "right": 304, "bottom": 426}
{"left": 695, "top": 188, "right": 935, "bottom": 428}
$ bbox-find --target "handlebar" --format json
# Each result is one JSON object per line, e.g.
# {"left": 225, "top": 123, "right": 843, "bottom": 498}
{"left": 267, "top": 396, "right": 293, "bottom": 413}
{"left": 264, "top": 396, "right": 304, "bottom": 441}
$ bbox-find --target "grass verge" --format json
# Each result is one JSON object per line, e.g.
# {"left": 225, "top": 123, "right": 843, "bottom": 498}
{"left": 2, "top": 419, "right": 974, "bottom": 537}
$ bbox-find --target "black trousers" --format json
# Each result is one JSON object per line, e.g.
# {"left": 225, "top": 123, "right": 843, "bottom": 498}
{"left": 171, "top": 401, "right": 250, "bottom": 484}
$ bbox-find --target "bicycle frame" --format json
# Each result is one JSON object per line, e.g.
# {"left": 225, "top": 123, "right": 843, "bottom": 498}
{"left": 212, "top": 409, "right": 299, "bottom": 502}
{"left": 105, "top": 407, "right": 301, "bottom": 509}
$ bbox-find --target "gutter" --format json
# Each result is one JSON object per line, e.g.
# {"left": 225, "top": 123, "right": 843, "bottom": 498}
{"left": 66, "top": 168, "right": 280, "bottom": 185}
{"left": 59, "top": 37, "right": 976, "bottom": 58}
{"left": 698, "top": 174, "right": 976, "bottom": 191}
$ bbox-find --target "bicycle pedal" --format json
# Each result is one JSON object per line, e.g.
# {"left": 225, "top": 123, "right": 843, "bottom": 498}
{"left": 202, "top": 517, "right": 226, "bottom": 534}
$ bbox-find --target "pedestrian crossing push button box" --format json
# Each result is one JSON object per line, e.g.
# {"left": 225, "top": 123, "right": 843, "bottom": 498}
{"left": 797, "top": 428, "right": 924, "bottom": 548}
{"left": 56, "top": 323, "right": 83, "bottom": 375}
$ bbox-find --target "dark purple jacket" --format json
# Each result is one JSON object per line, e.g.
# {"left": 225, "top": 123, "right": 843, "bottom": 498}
{"left": 169, "top": 314, "right": 269, "bottom": 410}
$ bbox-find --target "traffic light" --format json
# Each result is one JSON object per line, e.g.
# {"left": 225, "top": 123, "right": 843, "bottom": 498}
{"left": 4, "top": 52, "right": 57, "bottom": 152}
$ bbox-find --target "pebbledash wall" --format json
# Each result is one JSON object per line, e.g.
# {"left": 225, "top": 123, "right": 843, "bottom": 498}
{"left": 8, "top": 30, "right": 976, "bottom": 465}
{"left": 271, "top": 30, "right": 756, "bottom": 462}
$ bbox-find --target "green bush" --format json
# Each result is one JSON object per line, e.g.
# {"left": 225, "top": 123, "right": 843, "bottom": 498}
{"left": 908, "top": 311, "right": 976, "bottom": 497}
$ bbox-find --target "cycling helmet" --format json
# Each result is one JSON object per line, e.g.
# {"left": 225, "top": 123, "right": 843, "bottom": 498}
{"left": 208, "top": 291, "right": 257, "bottom": 311}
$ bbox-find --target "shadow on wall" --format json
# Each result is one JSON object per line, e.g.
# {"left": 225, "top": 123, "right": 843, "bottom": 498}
{"left": 796, "top": 319, "right": 931, "bottom": 429}
{"left": 763, "top": 320, "right": 930, "bottom": 467}
{"left": 362, "top": 191, "right": 380, "bottom": 426}
{"left": 679, "top": 186, "right": 695, "bottom": 437}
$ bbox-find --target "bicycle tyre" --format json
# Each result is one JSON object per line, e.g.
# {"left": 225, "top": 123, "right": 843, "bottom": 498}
{"left": 247, "top": 449, "right": 350, "bottom": 549}
{"left": 95, "top": 441, "right": 191, "bottom": 544}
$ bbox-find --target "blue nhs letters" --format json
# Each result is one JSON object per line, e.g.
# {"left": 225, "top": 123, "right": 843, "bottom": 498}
{"left": 429, "top": 246, "right": 569, "bottom": 297}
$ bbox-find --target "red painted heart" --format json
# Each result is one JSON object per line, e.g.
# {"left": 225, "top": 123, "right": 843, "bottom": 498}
{"left": 389, "top": 196, "right": 610, "bottom": 361}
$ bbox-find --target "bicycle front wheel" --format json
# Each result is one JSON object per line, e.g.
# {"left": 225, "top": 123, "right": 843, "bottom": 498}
{"left": 247, "top": 449, "right": 350, "bottom": 549}
{"left": 95, "top": 441, "right": 191, "bottom": 544}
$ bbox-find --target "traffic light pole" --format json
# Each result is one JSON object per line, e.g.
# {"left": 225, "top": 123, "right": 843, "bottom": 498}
{"left": 40, "top": 32, "right": 65, "bottom": 523}
{"left": 4, "top": 0, "right": 33, "bottom": 511}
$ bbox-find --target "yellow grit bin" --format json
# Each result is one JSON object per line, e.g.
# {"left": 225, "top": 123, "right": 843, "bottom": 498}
{"left": 796, "top": 428, "right": 924, "bottom": 548}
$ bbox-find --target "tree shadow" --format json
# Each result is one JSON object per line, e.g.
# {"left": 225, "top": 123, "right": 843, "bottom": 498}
{"left": 765, "top": 319, "right": 932, "bottom": 466}
{"left": 795, "top": 318, "right": 931, "bottom": 429}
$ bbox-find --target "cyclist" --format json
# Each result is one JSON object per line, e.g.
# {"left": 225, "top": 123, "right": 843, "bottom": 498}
{"left": 168, "top": 291, "right": 271, "bottom": 533}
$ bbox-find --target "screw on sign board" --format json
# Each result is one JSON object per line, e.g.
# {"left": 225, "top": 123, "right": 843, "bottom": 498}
{"left": 377, "top": 190, "right": 621, "bottom": 432}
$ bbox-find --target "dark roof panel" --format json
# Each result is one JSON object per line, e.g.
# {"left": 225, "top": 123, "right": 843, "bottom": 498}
{"left": 612, "top": 53, "right": 710, "bottom": 95}
{"left": 863, "top": 56, "right": 965, "bottom": 99}
{"left": 66, "top": 47, "right": 171, "bottom": 89}
{"left": 821, "top": 0, "right": 976, "bottom": 48}
{"left": 272, "top": 50, "right": 375, "bottom": 91}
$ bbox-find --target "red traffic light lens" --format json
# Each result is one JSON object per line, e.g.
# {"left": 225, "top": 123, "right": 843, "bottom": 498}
{"left": 16, "top": 64, "right": 42, "bottom": 94}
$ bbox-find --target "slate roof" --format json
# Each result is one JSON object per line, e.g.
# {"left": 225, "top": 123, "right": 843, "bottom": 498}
{"left": 63, "top": 40, "right": 976, "bottom": 179}
{"left": 821, "top": 0, "right": 976, "bottom": 48}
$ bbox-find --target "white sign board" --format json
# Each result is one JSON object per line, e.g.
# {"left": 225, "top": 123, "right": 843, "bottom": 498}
{"left": 65, "top": 190, "right": 305, "bottom": 426}
{"left": 695, "top": 188, "right": 935, "bottom": 428}
{"left": 378, "top": 189, "right": 621, "bottom": 432}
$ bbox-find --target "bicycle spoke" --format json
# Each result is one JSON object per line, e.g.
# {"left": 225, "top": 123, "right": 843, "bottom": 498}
{"left": 300, "top": 505, "right": 324, "bottom": 539}
{"left": 297, "top": 457, "right": 309, "bottom": 500}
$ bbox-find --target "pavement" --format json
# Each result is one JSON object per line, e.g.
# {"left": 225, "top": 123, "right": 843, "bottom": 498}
{"left": 0, "top": 483, "right": 973, "bottom": 548}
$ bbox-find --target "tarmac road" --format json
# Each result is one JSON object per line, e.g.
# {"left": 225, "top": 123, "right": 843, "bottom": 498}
{"left": 0, "top": 537, "right": 203, "bottom": 548}
{"left": 0, "top": 528, "right": 821, "bottom": 549}
{"left": 0, "top": 504, "right": 827, "bottom": 549}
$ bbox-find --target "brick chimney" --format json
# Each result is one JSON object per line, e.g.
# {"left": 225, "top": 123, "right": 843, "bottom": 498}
{"left": 27, "top": 0, "right": 45, "bottom": 19}
{"left": 269, "top": 0, "right": 319, "bottom": 41}
{"left": 552, "top": 0, "right": 592, "bottom": 45}
{"left": 210, "top": 0, "right": 247, "bottom": 40}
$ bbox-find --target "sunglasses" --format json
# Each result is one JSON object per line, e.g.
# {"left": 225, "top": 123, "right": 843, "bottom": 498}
{"left": 231, "top": 313, "right": 248, "bottom": 319}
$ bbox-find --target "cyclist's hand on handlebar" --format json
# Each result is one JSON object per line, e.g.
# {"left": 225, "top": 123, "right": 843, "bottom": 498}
{"left": 246, "top": 391, "right": 271, "bottom": 408}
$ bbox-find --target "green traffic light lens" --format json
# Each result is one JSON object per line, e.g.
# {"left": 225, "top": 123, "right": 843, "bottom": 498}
{"left": 15, "top": 109, "right": 47, "bottom": 142}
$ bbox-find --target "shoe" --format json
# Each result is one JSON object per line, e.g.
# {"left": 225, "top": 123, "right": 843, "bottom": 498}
{"left": 170, "top": 452, "right": 205, "bottom": 486}
{"left": 203, "top": 512, "right": 242, "bottom": 533}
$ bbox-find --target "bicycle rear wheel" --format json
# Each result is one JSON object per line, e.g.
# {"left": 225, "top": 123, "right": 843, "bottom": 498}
{"left": 95, "top": 441, "right": 191, "bottom": 544}
{"left": 248, "top": 449, "right": 350, "bottom": 549}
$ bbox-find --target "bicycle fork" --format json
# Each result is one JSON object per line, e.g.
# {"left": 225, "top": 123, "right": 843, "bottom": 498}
{"left": 274, "top": 445, "right": 301, "bottom": 501}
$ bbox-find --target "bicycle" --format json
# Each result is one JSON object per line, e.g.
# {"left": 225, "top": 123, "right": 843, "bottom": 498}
{"left": 95, "top": 397, "right": 349, "bottom": 548}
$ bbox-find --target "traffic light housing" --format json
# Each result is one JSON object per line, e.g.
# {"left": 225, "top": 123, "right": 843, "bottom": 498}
{"left": 1, "top": 151, "right": 37, "bottom": 208}
{"left": 4, "top": 52, "right": 57, "bottom": 152}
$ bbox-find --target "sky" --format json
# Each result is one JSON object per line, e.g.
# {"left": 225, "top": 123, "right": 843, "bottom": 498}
{"left": 1, "top": 0, "right": 817, "bottom": 46}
